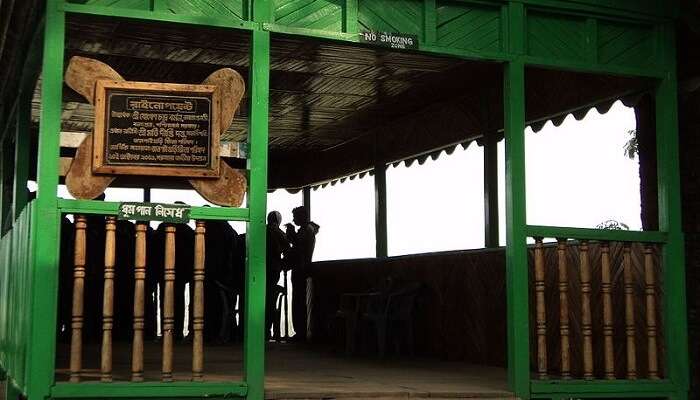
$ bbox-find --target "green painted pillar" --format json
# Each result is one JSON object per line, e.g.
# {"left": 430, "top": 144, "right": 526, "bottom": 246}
{"left": 244, "top": 28, "right": 271, "bottom": 400}
{"left": 504, "top": 3, "right": 529, "bottom": 398}
{"left": 26, "top": 2, "right": 64, "bottom": 399}
{"left": 374, "top": 163, "right": 388, "bottom": 258}
{"left": 655, "top": 24, "right": 689, "bottom": 400}
{"left": 0, "top": 138, "right": 5, "bottom": 233}
{"left": 483, "top": 136, "right": 499, "bottom": 248}
{"left": 344, "top": 0, "right": 358, "bottom": 33}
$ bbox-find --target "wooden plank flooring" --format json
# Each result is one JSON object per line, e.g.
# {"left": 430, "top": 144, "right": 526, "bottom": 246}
{"left": 53, "top": 342, "right": 513, "bottom": 399}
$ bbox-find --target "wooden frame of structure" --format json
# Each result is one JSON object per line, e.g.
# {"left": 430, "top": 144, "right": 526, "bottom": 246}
{"left": 0, "top": 1, "right": 690, "bottom": 400}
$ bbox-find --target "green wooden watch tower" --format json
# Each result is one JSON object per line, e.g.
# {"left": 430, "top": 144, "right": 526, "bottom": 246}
{"left": 0, "top": 1, "right": 690, "bottom": 399}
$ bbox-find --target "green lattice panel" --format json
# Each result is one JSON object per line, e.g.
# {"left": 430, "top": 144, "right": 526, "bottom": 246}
{"left": 598, "top": 22, "right": 655, "bottom": 67}
{"left": 162, "top": 0, "right": 248, "bottom": 20}
{"left": 527, "top": 12, "right": 587, "bottom": 62}
{"left": 358, "top": 0, "right": 422, "bottom": 36}
{"left": 436, "top": 1, "right": 501, "bottom": 53}
{"left": 78, "top": 0, "right": 149, "bottom": 10}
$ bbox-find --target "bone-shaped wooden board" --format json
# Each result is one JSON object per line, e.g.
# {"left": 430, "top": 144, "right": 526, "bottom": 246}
{"left": 64, "top": 57, "right": 248, "bottom": 206}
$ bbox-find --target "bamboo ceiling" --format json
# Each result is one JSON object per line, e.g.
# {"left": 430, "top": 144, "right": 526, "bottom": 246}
{"left": 30, "top": 14, "right": 649, "bottom": 189}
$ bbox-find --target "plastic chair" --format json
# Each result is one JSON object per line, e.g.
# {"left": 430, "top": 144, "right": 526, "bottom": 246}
{"left": 361, "top": 282, "right": 423, "bottom": 358}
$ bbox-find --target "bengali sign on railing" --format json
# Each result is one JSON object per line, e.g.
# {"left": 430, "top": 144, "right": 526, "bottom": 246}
{"left": 118, "top": 202, "right": 191, "bottom": 223}
{"left": 93, "top": 80, "right": 221, "bottom": 177}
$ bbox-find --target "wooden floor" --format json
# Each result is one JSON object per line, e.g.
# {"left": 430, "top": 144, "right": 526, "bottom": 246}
{"left": 54, "top": 342, "right": 513, "bottom": 399}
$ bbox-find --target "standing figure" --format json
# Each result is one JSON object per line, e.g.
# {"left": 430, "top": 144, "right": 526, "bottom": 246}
{"left": 266, "top": 211, "right": 289, "bottom": 340}
{"left": 286, "top": 206, "right": 319, "bottom": 342}
{"left": 204, "top": 218, "right": 237, "bottom": 343}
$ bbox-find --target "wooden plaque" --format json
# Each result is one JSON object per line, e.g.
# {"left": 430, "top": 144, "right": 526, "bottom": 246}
{"left": 93, "top": 80, "right": 221, "bottom": 178}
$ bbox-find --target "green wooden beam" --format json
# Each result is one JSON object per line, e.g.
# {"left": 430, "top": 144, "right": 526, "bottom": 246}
{"left": 252, "top": 0, "right": 273, "bottom": 24}
{"left": 484, "top": 136, "right": 499, "bottom": 248}
{"left": 526, "top": 225, "right": 667, "bottom": 243}
{"left": 521, "top": 55, "right": 666, "bottom": 79}
{"left": 25, "top": 2, "right": 64, "bottom": 399}
{"left": 531, "top": 379, "right": 675, "bottom": 395}
{"left": 51, "top": 381, "right": 248, "bottom": 398}
{"left": 60, "top": 3, "right": 256, "bottom": 30}
{"left": 423, "top": 0, "right": 436, "bottom": 45}
{"left": 151, "top": 0, "right": 168, "bottom": 12}
{"left": 0, "top": 137, "right": 5, "bottom": 236}
{"left": 374, "top": 163, "right": 388, "bottom": 258}
{"left": 504, "top": 3, "right": 529, "bottom": 398}
{"left": 655, "top": 23, "right": 690, "bottom": 400}
{"left": 244, "top": 28, "right": 271, "bottom": 400}
{"left": 344, "top": 0, "right": 358, "bottom": 34}
{"left": 57, "top": 199, "right": 250, "bottom": 221}
{"left": 263, "top": 23, "right": 358, "bottom": 42}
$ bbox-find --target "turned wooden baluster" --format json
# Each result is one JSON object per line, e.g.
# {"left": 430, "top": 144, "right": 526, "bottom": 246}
{"left": 579, "top": 241, "right": 594, "bottom": 379}
{"left": 132, "top": 223, "right": 147, "bottom": 382}
{"left": 193, "top": 221, "right": 206, "bottom": 381}
{"left": 534, "top": 237, "right": 548, "bottom": 379}
{"left": 101, "top": 217, "right": 117, "bottom": 382}
{"left": 70, "top": 215, "right": 87, "bottom": 383}
{"left": 557, "top": 238, "right": 571, "bottom": 379}
{"left": 644, "top": 245, "right": 659, "bottom": 379}
{"left": 623, "top": 243, "right": 637, "bottom": 379}
{"left": 601, "top": 242, "right": 615, "bottom": 379}
{"left": 162, "top": 225, "right": 176, "bottom": 382}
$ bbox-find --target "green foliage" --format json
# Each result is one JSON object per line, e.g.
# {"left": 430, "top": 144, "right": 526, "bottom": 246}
{"left": 596, "top": 219, "right": 630, "bottom": 230}
{"left": 623, "top": 129, "right": 638, "bottom": 159}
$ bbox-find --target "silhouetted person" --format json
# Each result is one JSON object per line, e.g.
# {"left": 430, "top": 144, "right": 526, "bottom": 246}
{"left": 84, "top": 213, "right": 106, "bottom": 343}
{"left": 286, "top": 206, "right": 319, "bottom": 342}
{"left": 204, "top": 218, "right": 238, "bottom": 343}
{"left": 113, "top": 220, "right": 136, "bottom": 341}
{"left": 266, "top": 211, "right": 289, "bottom": 340}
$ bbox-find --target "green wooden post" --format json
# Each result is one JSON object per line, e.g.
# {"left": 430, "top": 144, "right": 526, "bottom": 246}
{"left": 484, "top": 136, "right": 499, "bottom": 248}
{"left": 344, "top": 0, "right": 358, "bottom": 34}
{"left": 0, "top": 137, "right": 5, "bottom": 233}
{"left": 244, "top": 27, "right": 271, "bottom": 400}
{"left": 655, "top": 24, "right": 689, "bottom": 400}
{"left": 374, "top": 163, "right": 388, "bottom": 258}
{"left": 25, "top": 2, "right": 64, "bottom": 399}
{"left": 13, "top": 92, "right": 30, "bottom": 220}
{"left": 504, "top": 3, "right": 529, "bottom": 399}
{"left": 423, "top": 0, "right": 436, "bottom": 45}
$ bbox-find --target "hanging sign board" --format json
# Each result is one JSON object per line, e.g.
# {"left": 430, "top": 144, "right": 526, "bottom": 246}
{"left": 118, "top": 202, "right": 191, "bottom": 223}
{"left": 359, "top": 31, "right": 419, "bottom": 50}
{"left": 93, "top": 80, "right": 221, "bottom": 178}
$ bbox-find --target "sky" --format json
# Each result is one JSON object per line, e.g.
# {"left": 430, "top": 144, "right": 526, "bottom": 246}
{"left": 52, "top": 101, "right": 640, "bottom": 262}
